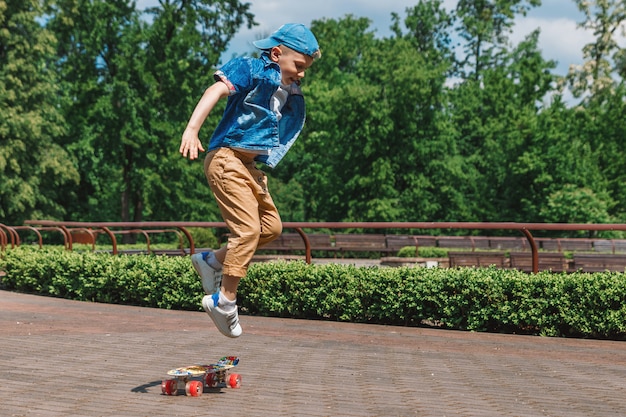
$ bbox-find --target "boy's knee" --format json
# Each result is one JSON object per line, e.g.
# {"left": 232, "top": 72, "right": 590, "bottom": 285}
{"left": 269, "top": 223, "right": 283, "bottom": 240}
{"left": 260, "top": 223, "right": 282, "bottom": 243}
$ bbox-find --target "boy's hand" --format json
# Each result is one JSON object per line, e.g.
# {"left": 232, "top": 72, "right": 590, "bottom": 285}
{"left": 180, "top": 129, "right": 205, "bottom": 160}
{"left": 179, "top": 82, "right": 229, "bottom": 159}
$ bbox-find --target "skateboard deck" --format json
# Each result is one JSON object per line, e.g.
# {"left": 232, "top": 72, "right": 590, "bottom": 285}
{"left": 161, "top": 356, "right": 240, "bottom": 397}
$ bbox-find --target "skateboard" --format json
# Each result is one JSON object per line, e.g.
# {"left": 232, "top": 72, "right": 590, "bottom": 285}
{"left": 161, "top": 356, "right": 241, "bottom": 397}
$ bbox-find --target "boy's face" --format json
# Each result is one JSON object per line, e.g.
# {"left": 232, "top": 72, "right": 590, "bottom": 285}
{"left": 270, "top": 46, "right": 314, "bottom": 86}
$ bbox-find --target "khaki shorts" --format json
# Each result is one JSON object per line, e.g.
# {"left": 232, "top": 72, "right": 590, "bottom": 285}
{"left": 204, "top": 147, "right": 282, "bottom": 277}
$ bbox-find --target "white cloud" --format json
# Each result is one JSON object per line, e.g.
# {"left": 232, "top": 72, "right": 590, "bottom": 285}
{"left": 135, "top": 0, "right": 599, "bottom": 75}
{"left": 512, "top": 16, "right": 595, "bottom": 75}
{"left": 217, "top": 0, "right": 410, "bottom": 58}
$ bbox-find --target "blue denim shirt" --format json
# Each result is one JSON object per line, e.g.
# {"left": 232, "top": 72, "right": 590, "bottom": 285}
{"left": 208, "top": 54, "right": 306, "bottom": 168}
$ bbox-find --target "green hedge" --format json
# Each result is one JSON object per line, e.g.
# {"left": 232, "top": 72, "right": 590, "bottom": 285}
{"left": 2, "top": 247, "right": 626, "bottom": 339}
{"left": 0, "top": 247, "right": 202, "bottom": 310}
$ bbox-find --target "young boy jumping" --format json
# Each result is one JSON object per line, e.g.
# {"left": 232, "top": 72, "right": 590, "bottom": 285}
{"left": 179, "top": 23, "right": 321, "bottom": 338}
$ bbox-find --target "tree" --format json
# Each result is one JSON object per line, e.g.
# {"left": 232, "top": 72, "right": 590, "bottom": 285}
{"left": 448, "top": 28, "right": 559, "bottom": 222}
{"left": 566, "top": 0, "right": 626, "bottom": 99}
{"left": 47, "top": 0, "right": 255, "bottom": 224}
{"left": 561, "top": 0, "right": 626, "bottom": 225}
{"left": 280, "top": 15, "right": 457, "bottom": 223}
{"left": 571, "top": 84, "right": 626, "bottom": 224}
{"left": 273, "top": 16, "right": 378, "bottom": 222}
{"left": 0, "top": 0, "right": 79, "bottom": 224}
{"left": 540, "top": 185, "right": 613, "bottom": 237}
{"left": 138, "top": 0, "right": 256, "bottom": 223}
{"left": 454, "top": 0, "right": 541, "bottom": 79}
{"left": 510, "top": 98, "right": 614, "bottom": 230}
{"left": 390, "top": 0, "right": 455, "bottom": 67}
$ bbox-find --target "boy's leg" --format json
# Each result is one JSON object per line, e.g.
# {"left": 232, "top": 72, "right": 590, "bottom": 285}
{"left": 256, "top": 187, "right": 282, "bottom": 249}
{"left": 191, "top": 250, "right": 223, "bottom": 294}
{"left": 205, "top": 148, "right": 277, "bottom": 279}
{"left": 201, "top": 148, "right": 281, "bottom": 337}
{"left": 216, "top": 189, "right": 279, "bottom": 300}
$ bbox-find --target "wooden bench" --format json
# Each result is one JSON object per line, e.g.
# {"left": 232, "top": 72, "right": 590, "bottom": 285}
{"left": 437, "top": 236, "right": 491, "bottom": 251}
{"left": 536, "top": 238, "right": 559, "bottom": 251}
{"left": 509, "top": 252, "right": 567, "bottom": 273}
{"left": 489, "top": 237, "right": 528, "bottom": 251}
{"left": 252, "top": 233, "right": 338, "bottom": 262}
{"left": 538, "top": 238, "right": 594, "bottom": 252}
{"left": 257, "top": 233, "right": 305, "bottom": 252}
{"left": 592, "top": 239, "right": 626, "bottom": 254}
{"left": 437, "top": 236, "right": 480, "bottom": 250}
{"left": 334, "top": 234, "right": 394, "bottom": 256}
{"left": 573, "top": 254, "right": 626, "bottom": 272}
{"left": 559, "top": 238, "right": 595, "bottom": 252}
{"left": 448, "top": 251, "right": 508, "bottom": 268}
{"left": 306, "top": 234, "right": 339, "bottom": 255}
{"left": 256, "top": 233, "right": 337, "bottom": 255}
{"left": 385, "top": 235, "right": 419, "bottom": 256}
{"left": 415, "top": 236, "right": 438, "bottom": 247}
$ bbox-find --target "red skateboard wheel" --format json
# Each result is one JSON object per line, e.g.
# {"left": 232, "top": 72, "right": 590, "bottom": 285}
{"left": 186, "top": 380, "right": 203, "bottom": 397}
{"left": 228, "top": 373, "right": 241, "bottom": 389}
{"left": 161, "top": 379, "right": 178, "bottom": 396}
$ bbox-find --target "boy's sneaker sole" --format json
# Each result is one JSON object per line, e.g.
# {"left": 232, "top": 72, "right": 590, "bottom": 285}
{"left": 202, "top": 294, "right": 242, "bottom": 338}
{"left": 191, "top": 252, "right": 222, "bottom": 294}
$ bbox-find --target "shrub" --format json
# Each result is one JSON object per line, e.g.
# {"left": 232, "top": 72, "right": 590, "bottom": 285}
{"left": 0, "top": 247, "right": 202, "bottom": 310}
{"left": 396, "top": 246, "right": 448, "bottom": 258}
{"left": 2, "top": 247, "right": 625, "bottom": 339}
{"left": 188, "top": 227, "right": 220, "bottom": 249}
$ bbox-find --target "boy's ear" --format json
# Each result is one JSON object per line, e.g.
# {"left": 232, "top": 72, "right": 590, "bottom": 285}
{"left": 269, "top": 46, "right": 282, "bottom": 62}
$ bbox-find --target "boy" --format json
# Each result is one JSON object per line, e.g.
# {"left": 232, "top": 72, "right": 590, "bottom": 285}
{"left": 179, "top": 24, "right": 320, "bottom": 338}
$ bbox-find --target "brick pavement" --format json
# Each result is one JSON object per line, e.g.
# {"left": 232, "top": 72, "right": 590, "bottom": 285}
{"left": 1, "top": 289, "right": 625, "bottom": 417}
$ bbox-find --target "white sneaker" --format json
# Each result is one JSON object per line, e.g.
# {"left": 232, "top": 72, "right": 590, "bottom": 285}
{"left": 191, "top": 252, "right": 222, "bottom": 294}
{"left": 202, "top": 293, "right": 242, "bottom": 338}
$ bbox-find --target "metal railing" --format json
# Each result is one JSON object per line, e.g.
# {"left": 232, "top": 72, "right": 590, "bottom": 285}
{"left": 20, "top": 220, "right": 626, "bottom": 273}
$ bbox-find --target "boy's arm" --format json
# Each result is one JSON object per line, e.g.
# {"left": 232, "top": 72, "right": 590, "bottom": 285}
{"left": 180, "top": 81, "right": 230, "bottom": 160}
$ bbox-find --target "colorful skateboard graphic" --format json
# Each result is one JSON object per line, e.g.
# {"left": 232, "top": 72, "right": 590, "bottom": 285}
{"left": 161, "top": 356, "right": 241, "bottom": 397}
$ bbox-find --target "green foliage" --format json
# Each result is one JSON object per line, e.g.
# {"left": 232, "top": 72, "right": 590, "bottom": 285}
{"left": 567, "top": 0, "right": 624, "bottom": 99}
{"left": 397, "top": 246, "right": 418, "bottom": 258}
{"left": 242, "top": 263, "right": 626, "bottom": 339}
{"left": 45, "top": 0, "right": 255, "bottom": 222}
{"left": 391, "top": 0, "right": 454, "bottom": 63}
{"left": 188, "top": 227, "right": 220, "bottom": 249}
{"left": 0, "top": 0, "right": 79, "bottom": 223}
{"left": 418, "top": 246, "right": 449, "bottom": 258}
{"left": 454, "top": 0, "right": 541, "bottom": 78}
{"left": 0, "top": 247, "right": 202, "bottom": 310}
{"left": 3, "top": 1, "right": 626, "bottom": 231}
{"left": 2, "top": 248, "right": 626, "bottom": 339}
{"left": 397, "top": 246, "right": 448, "bottom": 258}
{"left": 290, "top": 15, "right": 457, "bottom": 222}
{"left": 540, "top": 185, "right": 613, "bottom": 227}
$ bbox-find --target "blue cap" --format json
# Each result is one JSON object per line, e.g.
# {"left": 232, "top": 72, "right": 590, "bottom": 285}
{"left": 253, "top": 23, "right": 321, "bottom": 59}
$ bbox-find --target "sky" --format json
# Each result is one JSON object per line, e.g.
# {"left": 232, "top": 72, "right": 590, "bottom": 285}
{"left": 134, "top": 0, "right": 608, "bottom": 76}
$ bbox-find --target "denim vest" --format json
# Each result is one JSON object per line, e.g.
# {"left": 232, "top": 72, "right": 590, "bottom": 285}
{"left": 208, "top": 54, "right": 306, "bottom": 168}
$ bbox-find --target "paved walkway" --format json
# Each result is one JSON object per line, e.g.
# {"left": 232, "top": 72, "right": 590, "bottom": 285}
{"left": 1, "top": 289, "right": 625, "bottom": 417}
